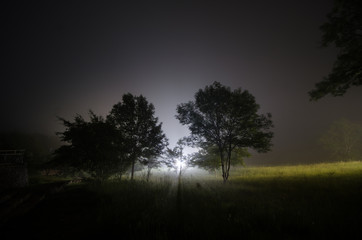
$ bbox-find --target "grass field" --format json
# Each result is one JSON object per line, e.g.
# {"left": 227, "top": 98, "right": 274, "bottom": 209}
{"left": 1, "top": 161, "right": 362, "bottom": 239}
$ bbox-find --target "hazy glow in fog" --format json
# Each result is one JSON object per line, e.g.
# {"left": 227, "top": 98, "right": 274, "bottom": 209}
{"left": 182, "top": 146, "right": 198, "bottom": 155}
{"left": 176, "top": 159, "right": 186, "bottom": 170}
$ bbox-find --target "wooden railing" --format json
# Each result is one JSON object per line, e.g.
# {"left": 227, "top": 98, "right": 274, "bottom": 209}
{"left": 0, "top": 150, "right": 26, "bottom": 165}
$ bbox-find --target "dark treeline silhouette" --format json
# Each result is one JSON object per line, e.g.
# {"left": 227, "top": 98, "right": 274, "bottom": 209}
{"left": 54, "top": 93, "right": 167, "bottom": 181}
{"left": 52, "top": 83, "right": 274, "bottom": 182}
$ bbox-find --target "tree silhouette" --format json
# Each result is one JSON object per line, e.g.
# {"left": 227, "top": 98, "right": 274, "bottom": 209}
{"left": 163, "top": 138, "right": 189, "bottom": 178}
{"left": 55, "top": 111, "right": 127, "bottom": 180}
{"left": 176, "top": 82, "right": 273, "bottom": 182}
{"left": 107, "top": 93, "right": 168, "bottom": 180}
{"left": 309, "top": 0, "right": 362, "bottom": 100}
{"left": 139, "top": 156, "right": 162, "bottom": 182}
{"left": 190, "top": 146, "right": 249, "bottom": 175}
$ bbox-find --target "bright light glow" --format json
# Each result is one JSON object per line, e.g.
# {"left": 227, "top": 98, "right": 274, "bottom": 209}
{"left": 176, "top": 159, "right": 186, "bottom": 170}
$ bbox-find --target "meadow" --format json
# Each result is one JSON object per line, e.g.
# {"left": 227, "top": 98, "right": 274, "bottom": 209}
{"left": 1, "top": 161, "right": 362, "bottom": 239}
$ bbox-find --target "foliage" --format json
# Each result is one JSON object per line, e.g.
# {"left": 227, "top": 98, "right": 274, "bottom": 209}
{"left": 163, "top": 138, "right": 189, "bottom": 176}
{"left": 54, "top": 94, "right": 167, "bottom": 181}
{"left": 319, "top": 118, "right": 362, "bottom": 161}
{"left": 309, "top": 0, "right": 362, "bottom": 100}
{"left": 190, "top": 146, "right": 250, "bottom": 173}
{"left": 176, "top": 82, "right": 273, "bottom": 182}
{"left": 107, "top": 93, "right": 168, "bottom": 179}
{"left": 139, "top": 156, "right": 162, "bottom": 182}
{"left": 54, "top": 111, "right": 129, "bottom": 180}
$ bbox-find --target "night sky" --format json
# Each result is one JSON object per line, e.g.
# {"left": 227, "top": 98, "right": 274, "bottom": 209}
{"left": 2, "top": 0, "right": 362, "bottom": 165}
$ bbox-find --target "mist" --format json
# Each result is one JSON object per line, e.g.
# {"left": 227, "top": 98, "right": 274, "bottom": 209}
{"left": 2, "top": 0, "right": 361, "bottom": 165}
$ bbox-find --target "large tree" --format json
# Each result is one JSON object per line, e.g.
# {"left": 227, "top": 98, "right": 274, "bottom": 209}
{"left": 176, "top": 82, "right": 273, "bottom": 182}
{"left": 309, "top": 0, "right": 362, "bottom": 100}
{"left": 107, "top": 93, "right": 167, "bottom": 180}
{"left": 54, "top": 111, "right": 128, "bottom": 180}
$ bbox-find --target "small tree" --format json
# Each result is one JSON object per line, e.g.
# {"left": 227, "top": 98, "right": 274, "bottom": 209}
{"left": 163, "top": 138, "right": 189, "bottom": 179}
{"left": 107, "top": 93, "right": 168, "bottom": 180}
{"left": 319, "top": 119, "right": 362, "bottom": 161}
{"left": 176, "top": 82, "right": 273, "bottom": 182}
{"left": 54, "top": 111, "right": 128, "bottom": 180}
{"left": 139, "top": 156, "right": 162, "bottom": 182}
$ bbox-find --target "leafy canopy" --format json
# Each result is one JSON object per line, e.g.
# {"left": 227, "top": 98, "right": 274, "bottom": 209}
{"left": 176, "top": 82, "right": 273, "bottom": 181}
{"left": 177, "top": 82, "right": 273, "bottom": 152}
{"left": 190, "top": 146, "right": 250, "bottom": 173}
{"left": 163, "top": 138, "right": 189, "bottom": 176}
{"left": 55, "top": 111, "right": 128, "bottom": 180}
{"left": 107, "top": 93, "right": 168, "bottom": 179}
{"left": 54, "top": 94, "right": 167, "bottom": 180}
{"left": 309, "top": 0, "right": 362, "bottom": 100}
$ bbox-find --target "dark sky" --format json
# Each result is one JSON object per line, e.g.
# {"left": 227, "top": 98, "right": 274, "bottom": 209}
{"left": 2, "top": 0, "right": 361, "bottom": 164}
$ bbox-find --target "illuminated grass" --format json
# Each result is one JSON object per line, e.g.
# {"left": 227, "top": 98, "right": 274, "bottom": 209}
{"left": 2, "top": 161, "right": 362, "bottom": 239}
{"left": 232, "top": 161, "right": 362, "bottom": 179}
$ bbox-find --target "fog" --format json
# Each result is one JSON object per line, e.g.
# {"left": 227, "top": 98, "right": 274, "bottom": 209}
{"left": 2, "top": 0, "right": 361, "bottom": 165}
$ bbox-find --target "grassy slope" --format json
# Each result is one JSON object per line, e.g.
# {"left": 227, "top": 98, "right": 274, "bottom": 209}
{"left": 1, "top": 161, "right": 362, "bottom": 239}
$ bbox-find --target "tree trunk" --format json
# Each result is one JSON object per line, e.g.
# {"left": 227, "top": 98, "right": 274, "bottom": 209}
{"left": 131, "top": 159, "right": 135, "bottom": 180}
{"left": 219, "top": 147, "right": 227, "bottom": 183}
{"left": 178, "top": 166, "right": 182, "bottom": 181}
{"left": 147, "top": 166, "right": 151, "bottom": 182}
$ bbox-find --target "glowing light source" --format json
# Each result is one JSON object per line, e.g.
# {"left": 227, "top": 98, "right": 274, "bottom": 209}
{"left": 176, "top": 159, "right": 186, "bottom": 170}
